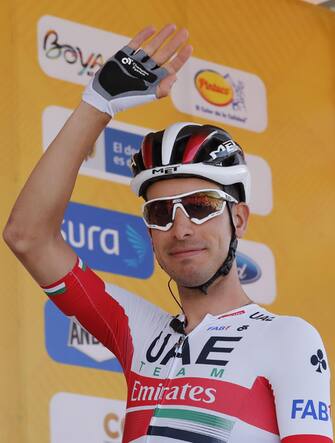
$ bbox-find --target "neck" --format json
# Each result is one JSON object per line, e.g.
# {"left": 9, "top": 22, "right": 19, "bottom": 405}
{"left": 177, "top": 263, "right": 252, "bottom": 334}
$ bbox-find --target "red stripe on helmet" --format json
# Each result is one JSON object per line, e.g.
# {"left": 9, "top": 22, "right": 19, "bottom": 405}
{"left": 141, "top": 134, "right": 153, "bottom": 169}
{"left": 182, "top": 131, "right": 214, "bottom": 164}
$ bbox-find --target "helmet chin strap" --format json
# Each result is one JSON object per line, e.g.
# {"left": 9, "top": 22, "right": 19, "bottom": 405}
{"left": 185, "top": 202, "right": 238, "bottom": 294}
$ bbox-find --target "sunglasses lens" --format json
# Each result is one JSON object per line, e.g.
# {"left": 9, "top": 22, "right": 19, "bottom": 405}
{"left": 143, "top": 200, "right": 172, "bottom": 228}
{"left": 143, "top": 190, "right": 226, "bottom": 230}
{"left": 183, "top": 191, "right": 224, "bottom": 220}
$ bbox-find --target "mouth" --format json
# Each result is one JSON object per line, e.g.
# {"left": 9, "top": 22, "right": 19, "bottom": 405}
{"left": 169, "top": 248, "right": 206, "bottom": 258}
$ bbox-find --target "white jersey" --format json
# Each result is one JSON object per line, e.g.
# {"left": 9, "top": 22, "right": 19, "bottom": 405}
{"left": 42, "top": 258, "right": 333, "bottom": 443}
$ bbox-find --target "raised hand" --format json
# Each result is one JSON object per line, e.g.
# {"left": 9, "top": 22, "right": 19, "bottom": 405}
{"left": 127, "top": 24, "right": 192, "bottom": 98}
{"left": 82, "top": 24, "right": 192, "bottom": 117}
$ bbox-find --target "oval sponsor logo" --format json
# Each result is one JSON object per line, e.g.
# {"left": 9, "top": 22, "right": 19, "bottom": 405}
{"left": 236, "top": 252, "right": 262, "bottom": 284}
{"left": 194, "top": 70, "right": 233, "bottom": 106}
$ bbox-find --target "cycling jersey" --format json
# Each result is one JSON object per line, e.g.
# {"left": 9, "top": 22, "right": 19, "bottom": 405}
{"left": 42, "top": 257, "right": 333, "bottom": 443}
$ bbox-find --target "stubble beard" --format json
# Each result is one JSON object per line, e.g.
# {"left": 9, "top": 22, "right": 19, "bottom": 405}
{"left": 159, "top": 256, "right": 219, "bottom": 288}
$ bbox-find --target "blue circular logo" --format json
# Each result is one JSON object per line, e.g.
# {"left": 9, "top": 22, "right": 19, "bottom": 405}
{"left": 236, "top": 252, "right": 262, "bottom": 284}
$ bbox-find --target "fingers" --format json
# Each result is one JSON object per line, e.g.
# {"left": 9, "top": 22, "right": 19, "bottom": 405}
{"left": 151, "top": 28, "right": 189, "bottom": 66}
{"left": 127, "top": 24, "right": 192, "bottom": 100}
{"left": 155, "top": 44, "right": 193, "bottom": 98}
{"left": 156, "top": 74, "right": 177, "bottom": 99}
{"left": 142, "top": 24, "right": 177, "bottom": 57}
{"left": 128, "top": 25, "right": 191, "bottom": 69}
{"left": 165, "top": 44, "right": 193, "bottom": 74}
{"left": 128, "top": 26, "right": 156, "bottom": 50}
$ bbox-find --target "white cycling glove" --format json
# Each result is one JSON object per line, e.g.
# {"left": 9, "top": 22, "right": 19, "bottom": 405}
{"left": 82, "top": 45, "right": 169, "bottom": 117}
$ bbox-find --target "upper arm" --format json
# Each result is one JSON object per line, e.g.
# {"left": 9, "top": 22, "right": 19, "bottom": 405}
{"left": 42, "top": 256, "right": 135, "bottom": 373}
{"left": 42, "top": 257, "right": 168, "bottom": 375}
{"left": 268, "top": 317, "right": 333, "bottom": 442}
{"left": 4, "top": 230, "right": 77, "bottom": 286}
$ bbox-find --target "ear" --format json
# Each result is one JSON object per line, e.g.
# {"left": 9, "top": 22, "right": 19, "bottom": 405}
{"left": 233, "top": 203, "right": 249, "bottom": 238}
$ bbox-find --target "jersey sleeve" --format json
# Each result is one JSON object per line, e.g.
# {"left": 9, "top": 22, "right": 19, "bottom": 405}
{"left": 41, "top": 256, "right": 170, "bottom": 376}
{"left": 266, "top": 316, "right": 333, "bottom": 443}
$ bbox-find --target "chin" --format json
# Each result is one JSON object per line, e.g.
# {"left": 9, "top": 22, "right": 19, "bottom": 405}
{"left": 169, "top": 270, "right": 213, "bottom": 288}
{"left": 159, "top": 257, "right": 216, "bottom": 287}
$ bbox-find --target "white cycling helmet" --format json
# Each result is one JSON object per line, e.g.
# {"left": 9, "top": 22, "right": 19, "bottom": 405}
{"left": 130, "top": 122, "right": 251, "bottom": 203}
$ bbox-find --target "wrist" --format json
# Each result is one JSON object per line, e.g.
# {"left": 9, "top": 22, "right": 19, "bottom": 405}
{"left": 78, "top": 100, "right": 112, "bottom": 126}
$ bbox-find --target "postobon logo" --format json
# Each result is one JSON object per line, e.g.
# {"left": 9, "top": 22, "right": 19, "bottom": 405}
{"left": 195, "top": 70, "right": 233, "bottom": 106}
{"left": 104, "top": 412, "right": 125, "bottom": 439}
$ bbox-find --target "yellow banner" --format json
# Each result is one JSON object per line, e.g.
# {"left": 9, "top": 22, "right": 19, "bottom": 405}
{"left": 1, "top": 0, "right": 334, "bottom": 441}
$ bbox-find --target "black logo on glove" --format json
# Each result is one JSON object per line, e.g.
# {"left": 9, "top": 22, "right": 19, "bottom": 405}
{"left": 93, "top": 46, "right": 168, "bottom": 100}
{"left": 310, "top": 349, "right": 327, "bottom": 373}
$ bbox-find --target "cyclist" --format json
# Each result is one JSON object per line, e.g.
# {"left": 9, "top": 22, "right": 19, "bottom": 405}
{"left": 3, "top": 25, "right": 333, "bottom": 443}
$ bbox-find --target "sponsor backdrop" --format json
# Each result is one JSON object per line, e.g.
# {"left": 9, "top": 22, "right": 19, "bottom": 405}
{"left": 0, "top": 0, "right": 334, "bottom": 441}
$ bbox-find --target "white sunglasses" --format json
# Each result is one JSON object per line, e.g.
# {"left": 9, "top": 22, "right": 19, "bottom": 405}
{"left": 142, "top": 188, "right": 237, "bottom": 231}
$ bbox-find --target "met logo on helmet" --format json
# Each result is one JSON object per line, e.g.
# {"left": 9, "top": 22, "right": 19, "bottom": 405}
{"left": 209, "top": 140, "right": 239, "bottom": 160}
{"left": 152, "top": 165, "right": 180, "bottom": 175}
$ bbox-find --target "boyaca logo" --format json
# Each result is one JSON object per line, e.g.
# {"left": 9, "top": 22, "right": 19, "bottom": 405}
{"left": 43, "top": 29, "right": 104, "bottom": 77}
{"left": 194, "top": 70, "right": 233, "bottom": 106}
{"left": 38, "top": 15, "right": 128, "bottom": 85}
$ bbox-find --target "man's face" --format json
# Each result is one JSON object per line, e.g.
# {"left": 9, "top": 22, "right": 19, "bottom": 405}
{"left": 146, "top": 177, "right": 247, "bottom": 288}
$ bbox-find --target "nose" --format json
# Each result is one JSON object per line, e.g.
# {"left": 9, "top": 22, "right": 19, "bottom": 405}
{"left": 170, "top": 207, "right": 194, "bottom": 240}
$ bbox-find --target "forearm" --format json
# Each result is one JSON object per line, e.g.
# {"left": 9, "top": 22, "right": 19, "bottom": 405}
{"left": 3, "top": 24, "right": 191, "bottom": 283}
{"left": 3, "top": 101, "right": 110, "bottom": 251}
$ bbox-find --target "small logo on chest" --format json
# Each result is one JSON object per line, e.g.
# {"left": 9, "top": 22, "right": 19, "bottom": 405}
{"left": 207, "top": 325, "right": 231, "bottom": 331}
